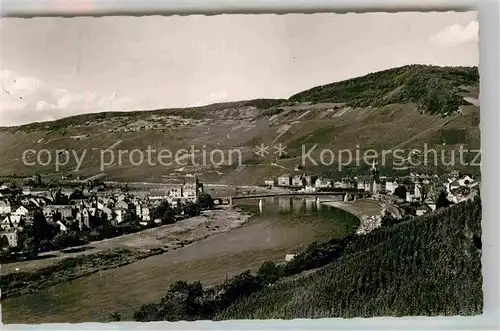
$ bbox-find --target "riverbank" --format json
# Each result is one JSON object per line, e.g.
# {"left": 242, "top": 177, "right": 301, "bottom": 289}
{"left": 1, "top": 206, "right": 252, "bottom": 275}
{"left": 320, "top": 198, "right": 384, "bottom": 220}
{"left": 2, "top": 197, "right": 356, "bottom": 323}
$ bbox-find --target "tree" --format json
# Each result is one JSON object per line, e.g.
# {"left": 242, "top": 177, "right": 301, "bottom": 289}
{"left": 256, "top": 261, "right": 282, "bottom": 284}
{"left": 158, "top": 281, "right": 207, "bottom": 321}
{"left": 197, "top": 192, "right": 214, "bottom": 210}
{"left": 108, "top": 312, "right": 122, "bottom": 322}
{"left": 35, "top": 211, "right": 56, "bottom": 240}
{"left": 152, "top": 200, "right": 171, "bottom": 220}
{"left": 0, "top": 235, "right": 10, "bottom": 250}
{"left": 222, "top": 270, "right": 263, "bottom": 304}
{"left": 151, "top": 200, "right": 177, "bottom": 224}
{"left": 69, "top": 189, "right": 84, "bottom": 201}
{"left": 436, "top": 190, "right": 452, "bottom": 210}
{"left": 23, "top": 236, "right": 39, "bottom": 259}
{"left": 0, "top": 235, "right": 11, "bottom": 261}
{"left": 183, "top": 201, "right": 201, "bottom": 217}
{"left": 55, "top": 190, "right": 69, "bottom": 205}
{"left": 420, "top": 184, "right": 430, "bottom": 202}
{"left": 394, "top": 185, "right": 407, "bottom": 200}
{"left": 133, "top": 303, "right": 159, "bottom": 322}
{"left": 53, "top": 231, "right": 89, "bottom": 250}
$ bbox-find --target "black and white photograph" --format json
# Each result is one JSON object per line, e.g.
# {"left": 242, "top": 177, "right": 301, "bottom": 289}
{"left": 0, "top": 10, "right": 482, "bottom": 324}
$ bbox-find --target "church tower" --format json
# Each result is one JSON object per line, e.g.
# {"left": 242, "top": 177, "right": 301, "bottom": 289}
{"left": 370, "top": 159, "right": 380, "bottom": 194}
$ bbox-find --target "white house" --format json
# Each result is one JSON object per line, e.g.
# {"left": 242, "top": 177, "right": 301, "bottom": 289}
{"left": 1, "top": 229, "right": 21, "bottom": 247}
{"left": 458, "top": 175, "right": 475, "bottom": 187}
{"left": 278, "top": 175, "right": 291, "bottom": 187}
{"left": 43, "top": 205, "right": 73, "bottom": 219}
{"left": 385, "top": 181, "right": 397, "bottom": 194}
{"left": 264, "top": 179, "right": 275, "bottom": 187}
{"left": 0, "top": 200, "right": 11, "bottom": 215}
{"left": 182, "top": 176, "right": 203, "bottom": 203}
{"left": 315, "top": 178, "right": 331, "bottom": 188}
{"left": 14, "top": 206, "right": 29, "bottom": 216}
{"left": 333, "top": 181, "right": 343, "bottom": 189}
{"left": 113, "top": 208, "right": 128, "bottom": 224}
{"left": 446, "top": 179, "right": 461, "bottom": 192}
{"left": 116, "top": 200, "right": 129, "bottom": 210}
{"left": 56, "top": 220, "right": 69, "bottom": 232}
{"left": 169, "top": 186, "right": 183, "bottom": 199}
{"left": 76, "top": 207, "right": 91, "bottom": 228}
{"left": 285, "top": 254, "right": 295, "bottom": 262}
{"left": 414, "top": 184, "right": 422, "bottom": 199}
{"left": 299, "top": 185, "right": 316, "bottom": 193}
{"left": 136, "top": 204, "right": 151, "bottom": 222}
{"left": 291, "top": 176, "right": 304, "bottom": 187}
{"left": 1, "top": 214, "right": 24, "bottom": 230}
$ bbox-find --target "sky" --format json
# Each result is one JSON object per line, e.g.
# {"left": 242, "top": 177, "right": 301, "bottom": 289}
{"left": 1, "top": 11, "right": 478, "bottom": 126}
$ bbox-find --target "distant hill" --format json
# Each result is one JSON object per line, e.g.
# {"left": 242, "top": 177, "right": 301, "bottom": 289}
{"left": 0, "top": 65, "right": 480, "bottom": 184}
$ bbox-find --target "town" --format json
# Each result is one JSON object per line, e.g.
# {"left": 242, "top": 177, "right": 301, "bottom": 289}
{"left": 0, "top": 158, "right": 480, "bottom": 263}
{"left": 264, "top": 160, "right": 480, "bottom": 229}
{"left": 0, "top": 174, "right": 213, "bottom": 262}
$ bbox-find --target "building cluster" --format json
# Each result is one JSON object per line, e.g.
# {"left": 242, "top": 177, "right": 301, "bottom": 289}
{"left": 266, "top": 161, "right": 384, "bottom": 193}
{"left": 0, "top": 176, "right": 204, "bottom": 249}
{"left": 106, "top": 116, "right": 208, "bottom": 133}
{"left": 265, "top": 161, "right": 480, "bottom": 217}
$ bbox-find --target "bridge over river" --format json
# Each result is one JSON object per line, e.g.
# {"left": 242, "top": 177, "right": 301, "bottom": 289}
{"left": 214, "top": 190, "right": 369, "bottom": 206}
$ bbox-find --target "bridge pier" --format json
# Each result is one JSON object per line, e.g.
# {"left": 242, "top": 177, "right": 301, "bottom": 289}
{"left": 315, "top": 196, "right": 321, "bottom": 205}
{"left": 344, "top": 194, "right": 349, "bottom": 202}
{"left": 229, "top": 197, "right": 233, "bottom": 206}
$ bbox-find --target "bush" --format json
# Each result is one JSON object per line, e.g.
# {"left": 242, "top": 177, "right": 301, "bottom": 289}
{"left": 197, "top": 193, "right": 214, "bottom": 210}
{"left": 256, "top": 261, "right": 283, "bottom": 284}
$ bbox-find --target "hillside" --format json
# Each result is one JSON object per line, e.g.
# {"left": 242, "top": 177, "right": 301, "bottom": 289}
{"left": 216, "top": 197, "right": 482, "bottom": 319}
{"left": 130, "top": 196, "right": 482, "bottom": 321}
{"left": 0, "top": 65, "right": 480, "bottom": 184}
{"left": 289, "top": 65, "right": 479, "bottom": 115}
{"left": 215, "top": 197, "right": 482, "bottom": 319}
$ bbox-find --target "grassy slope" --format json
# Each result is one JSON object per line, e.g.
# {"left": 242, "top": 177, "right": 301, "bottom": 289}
{"left": 0, "top": 65, "right": 480, "bottom": 183}
{"left": 217, "top": 197, "right": 482, "bottom": 319}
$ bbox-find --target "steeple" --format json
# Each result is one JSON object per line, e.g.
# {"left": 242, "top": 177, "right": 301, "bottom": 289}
{"left": 369, "top": 159, "right": 380, "bottom": 194}
{"left": 370, "top": 159, "right": 379, "bottom": 177}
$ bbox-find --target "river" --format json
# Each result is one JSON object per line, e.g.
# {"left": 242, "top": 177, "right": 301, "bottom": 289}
{"left": 1, "top": 197, "right": 358, "bottom": 324}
